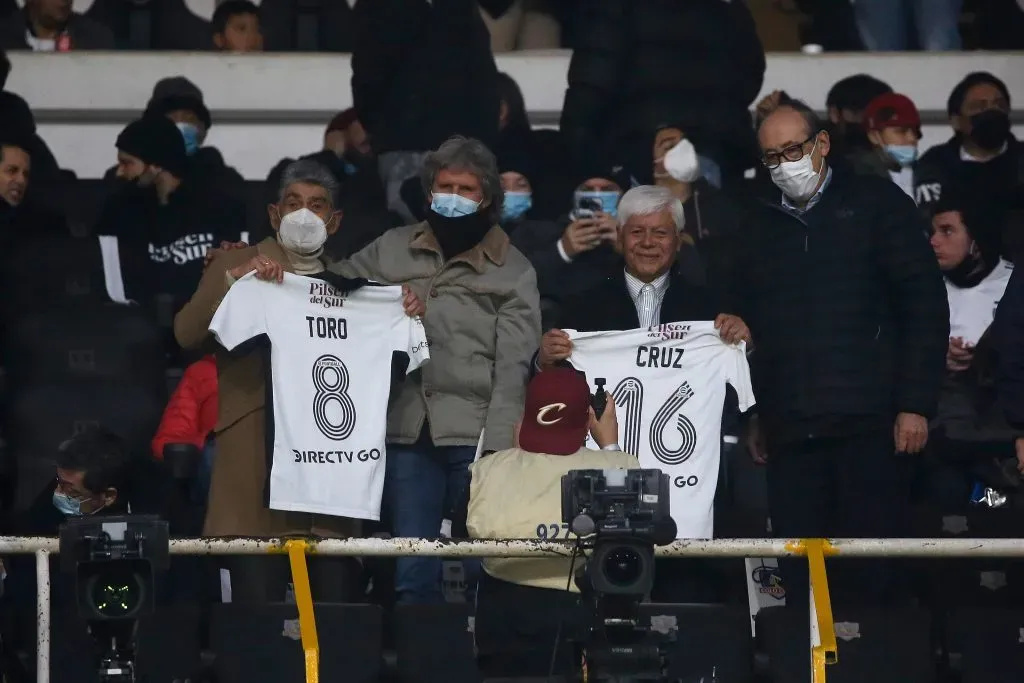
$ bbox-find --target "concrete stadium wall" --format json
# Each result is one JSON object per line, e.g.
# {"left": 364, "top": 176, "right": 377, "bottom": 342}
{"left": 7, "top": 51, "right": 1024, "bottom": 180}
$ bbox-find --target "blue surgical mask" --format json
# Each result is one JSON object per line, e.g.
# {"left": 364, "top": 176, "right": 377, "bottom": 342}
{"left": 885, "top": 144, "right": 918, "bottom": 167}
{"left": 574, "top": 190, "right": 620, "bottom": 218}
{"left": 502, "top": 191, "right": 532, "bottom": 222}
{"left": 431, "top": 192, "right": 481, "bottom": 218}
{"left": 176, "top": 122, "right": 200, "bottom": 156}
{"left": 53, "top": 491, "right": 84, "bottom": 516}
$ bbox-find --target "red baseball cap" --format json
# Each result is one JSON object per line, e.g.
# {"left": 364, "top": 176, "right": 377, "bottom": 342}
{"left": 863, "top": 93, "right": 921, "bottom": 132}
{"left": 518, "top": 368, "right": 591, "bottom": 456}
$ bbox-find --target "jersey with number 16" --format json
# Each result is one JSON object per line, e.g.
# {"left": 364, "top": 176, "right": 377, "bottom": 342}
{"left": 567, "top": 322, "right": 755, "bottom": 539}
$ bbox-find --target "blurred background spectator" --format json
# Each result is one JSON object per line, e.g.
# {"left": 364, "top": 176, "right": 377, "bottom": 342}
{"left": 211, "top": 0, "right": 262, "bottom": 53}
{"left": 560, "top": 0, "right": 766, "bottom": 190}
{"left": 853, "top": 92, "right": 923, "bottom": 198}
{"left": 351, "top": 0, "right": 499, "bottom": 223}
{"left": 478, "top": 0, "right": 560, "bottom": 52}
{"left": 853, "top": 0, "right": 963, "bottom": 51}
{"left": 915, "top": 72, "right": 1024, "bottom": 259}
{"left": 0, "top": 0, "right": 114, "bottom": 51}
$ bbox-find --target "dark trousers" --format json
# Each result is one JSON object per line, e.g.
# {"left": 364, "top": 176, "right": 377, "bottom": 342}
{"left": 385, "top": 442, "right": 478, "bottom": 604}
{"left": 224, "top": 555, "right": 363, "bottom": 604}
{"left": 765, "top": 427, "right": 908, "bottom": 606}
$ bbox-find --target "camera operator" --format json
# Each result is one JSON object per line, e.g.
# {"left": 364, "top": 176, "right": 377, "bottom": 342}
{"left": 1, "top": 428, "right": 133, "bottom": 680}
{"left": 450, "top": 367, "right": 640, "bottom": 679}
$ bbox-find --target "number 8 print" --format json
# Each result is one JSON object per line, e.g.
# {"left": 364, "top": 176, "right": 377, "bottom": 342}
{"left": 311, "top": 354, "right": 357, "bottom": 441}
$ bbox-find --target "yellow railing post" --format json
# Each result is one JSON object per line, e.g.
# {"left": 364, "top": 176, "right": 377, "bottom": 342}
{"left": 285, "top": 539, "right": 319, "bottom": 683}
{"left": 805, "top": 539, "right": 837, "bottom": 683}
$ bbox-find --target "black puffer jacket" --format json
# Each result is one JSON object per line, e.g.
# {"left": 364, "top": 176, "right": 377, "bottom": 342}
{"left": 560, "top": 0, "right": 765, "bottom": 178}
{"left": 351, "top": 0, "right": 499, "bottom": 154}
{"left": 732, "top": 168, "right": 949, "bottom": 442}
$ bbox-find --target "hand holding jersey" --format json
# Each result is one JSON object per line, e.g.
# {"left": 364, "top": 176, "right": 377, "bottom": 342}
{"left": 209, "top": 272, "right": 430, "bottom": 520}
{"left": 234, "top": 254, "right": 426, "bottom": 318}
{"left": 540, "top": 313, "right": 751, "bottom": 371}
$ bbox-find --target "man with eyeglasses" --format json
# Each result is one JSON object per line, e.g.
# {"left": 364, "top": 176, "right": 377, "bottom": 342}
{"left": 1, "top": 427, "right": 135, "bottom": 679}
{"left": 729, "top": 99, "right": 949, "bottom": 607}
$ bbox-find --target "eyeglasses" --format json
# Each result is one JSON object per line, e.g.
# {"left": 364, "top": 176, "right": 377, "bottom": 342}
{"left": 761, "top": 133, "right": 818, "bottom": 169}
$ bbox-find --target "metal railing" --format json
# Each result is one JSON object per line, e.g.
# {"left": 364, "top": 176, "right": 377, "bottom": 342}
{"left": 7, "top": 536, "right": 1024, "bottom": 683}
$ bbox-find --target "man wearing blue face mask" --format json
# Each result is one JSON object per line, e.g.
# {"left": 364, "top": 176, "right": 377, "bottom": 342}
{"left": 1, "top": 427, "right": 133, "bottom": 675}
{"left": 849, "top": 92, "right": 922, "bottom": 200}
{"left": 326, "top": 135, "right": 541, "bottom": 605}
{"left": 142, "top": 76, "right": 245, "bottom": 199}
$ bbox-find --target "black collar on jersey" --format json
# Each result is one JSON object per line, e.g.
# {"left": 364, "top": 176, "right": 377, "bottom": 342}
{"left": 310, "top": 271, "right": 374, "bottom": 295}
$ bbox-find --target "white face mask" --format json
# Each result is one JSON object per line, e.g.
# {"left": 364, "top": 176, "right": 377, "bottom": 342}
{"left": 660, "top": 138, "right": 701, "bottom": 183}
{"left": 769, "top": 138, "right": 822, "bottom": 202}
{"left": 278, "top": 208, "right": 328, "bottom": 254}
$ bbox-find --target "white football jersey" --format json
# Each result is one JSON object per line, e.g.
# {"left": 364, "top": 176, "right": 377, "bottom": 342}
{"left": 567, "top": 322, "right": 755, "bottom": 539}
{"left": 947, "top": 259, "right": 1012, "bottom": 346}
{"left": 209, "top": 272, "right": 430, "bottom": 520}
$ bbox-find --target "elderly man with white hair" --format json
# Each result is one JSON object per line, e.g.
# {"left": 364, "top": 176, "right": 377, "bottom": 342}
{"left": 538, "top": 184, "right": 748, "bottom": 365}
{"left": 535, "top": 185, "right": 749, "bottom": 604}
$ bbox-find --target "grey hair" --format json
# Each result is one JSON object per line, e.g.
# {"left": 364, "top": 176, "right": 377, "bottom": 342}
{"left": 278, "top": 158, "right": 339, "bottom": 207}
{"left": 617, "top": 185, "right": 685, "bottom": 233}
{"left": 420, "top": 135, "right": 501, "bottom": 224}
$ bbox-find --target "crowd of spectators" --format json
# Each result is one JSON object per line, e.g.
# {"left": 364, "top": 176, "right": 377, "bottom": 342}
{"left": 0, "top": 0, "right": 1021, "bottom": 53}
{"left": 0, "top": 0, "right": 1021, "bottom": 680}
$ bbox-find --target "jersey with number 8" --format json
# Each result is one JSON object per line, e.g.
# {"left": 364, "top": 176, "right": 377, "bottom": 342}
{"left": 209, "top": 272, "right": 430, "bottom": 520}
{"left": 567, "top": 322, "right": 755, "bottom": 539}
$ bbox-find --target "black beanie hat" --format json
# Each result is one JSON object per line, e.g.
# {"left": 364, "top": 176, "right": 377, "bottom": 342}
{"left": 145, "top": 76, "right": 212, "bottom": 130}
{"left": 947, "top": 72, "right": 1011, "bottom": 117}
{"left": 116, "top": 115, "right": 187, "bottom": 177}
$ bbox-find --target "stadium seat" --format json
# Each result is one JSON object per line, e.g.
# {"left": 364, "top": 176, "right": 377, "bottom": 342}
{"left": 947, "top": 608, "right": 1024, "bottom": 683}
{"left": 920, "top": 507, "right": 1024, "bottom": 610}
{"left": 4, "top": 303, "right": 165, "bottom": 389}
{"left": 210, "top": 603, "right": 383, "bottom": 682}
{"left": 394, "top": 604, "right": 480, "bottom": 683}
{"left": 5, "top": 382, "right": 164, "bottom": 510}
{"left": 639, "top": 604, "right": 754, "bottom": 683}
{"left": 47, "top": 605, "right": 204, "bottom": 683}
{"left": 758, "top": 606, "right": 936, "bottom": 683}
{"left": 0, "top": 236, "right": 110, "bottom": 323}
{"left": 86, "top": 0, "right": 210, "bottom": 50}
{"left": 260, "top": 0, "right": 354, "bottom": 52}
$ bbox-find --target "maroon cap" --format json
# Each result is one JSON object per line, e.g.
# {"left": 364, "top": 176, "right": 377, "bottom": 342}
{"left": 863, "top": 93, "right": 921, "bottom": 132}
{"left": 518, "top": 368, "right": 591, "bottom": 455}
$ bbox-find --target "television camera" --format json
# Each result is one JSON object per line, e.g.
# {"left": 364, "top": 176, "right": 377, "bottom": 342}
{"left": 561, "top": 468, "right": 678, "bottom": 683}
{"left": 59, "top": 515, "right": 169, "bottom": 683}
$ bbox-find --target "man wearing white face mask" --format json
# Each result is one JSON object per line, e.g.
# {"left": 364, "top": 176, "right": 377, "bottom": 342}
{"left": 174, "top": 160, "right": 381, "bottom": 604}
{"left": 732, "top": 100, "right": 949, "bottom": 607}
{"left": 652, "top": 125, "right": 744, "bottom": 293}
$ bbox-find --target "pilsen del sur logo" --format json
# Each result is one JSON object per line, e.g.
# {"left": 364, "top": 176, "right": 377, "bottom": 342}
{"left": 148, "top": 233, "right": 215, "bottom": 265}
{"left": 308, "top": 281, "right": 346, "bottom": 310}
{"left": 648, "top": 323, "right": 691, "bottom": 341}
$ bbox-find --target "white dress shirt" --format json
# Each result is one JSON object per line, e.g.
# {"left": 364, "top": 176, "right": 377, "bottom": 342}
{"left": 624, "top": 269, "right": 671, "bottom": 328}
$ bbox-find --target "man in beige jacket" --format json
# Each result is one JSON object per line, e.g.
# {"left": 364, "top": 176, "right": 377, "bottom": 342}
{"left": 454, "top": 366, "right": 638, "bottom": 678}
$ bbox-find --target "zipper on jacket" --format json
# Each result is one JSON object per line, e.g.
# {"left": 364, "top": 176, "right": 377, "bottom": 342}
{"left": 804, "top": 234, "right": 808, "bottom": 252}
